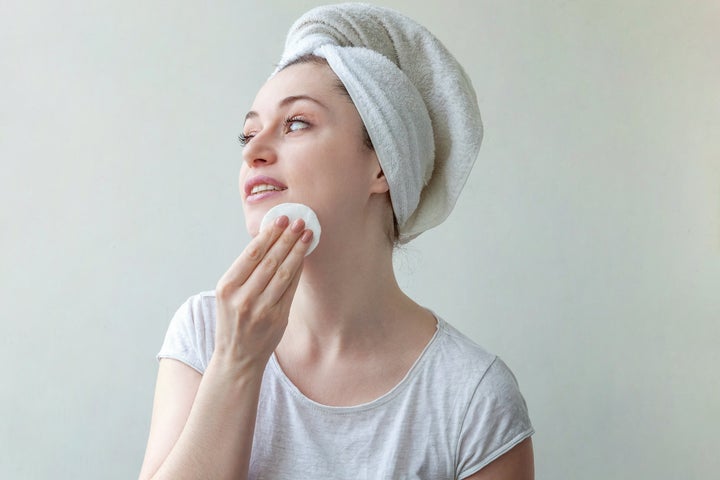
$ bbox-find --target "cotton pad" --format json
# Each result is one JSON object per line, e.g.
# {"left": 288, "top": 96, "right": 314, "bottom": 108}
{"left": 260, "top": 203, "right": 321, "bottom": 256}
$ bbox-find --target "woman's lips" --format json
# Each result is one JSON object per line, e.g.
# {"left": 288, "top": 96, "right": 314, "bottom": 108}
{"left": 246, "top": 188, "right": 286, "bottom": 203}
{"left": 244, "top": 175, "right": 287, "bottom": 203}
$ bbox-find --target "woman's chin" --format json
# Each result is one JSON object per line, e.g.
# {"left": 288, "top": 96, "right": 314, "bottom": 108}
{"left": 242, "top": 202, "right": 277, "bottom": 238}
{"left": 245, "top": 218, "right": 261, "bottom": 238}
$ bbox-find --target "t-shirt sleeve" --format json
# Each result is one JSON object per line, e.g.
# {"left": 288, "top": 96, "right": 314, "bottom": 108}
{"left": 156, "top": 293, "right": 216, "bottom": 374}
{"left": 456, "top": 357, "right": 534, "bottom": 479}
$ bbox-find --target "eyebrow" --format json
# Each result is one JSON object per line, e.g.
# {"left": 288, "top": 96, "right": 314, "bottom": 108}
{"left": 244, "top": 95, "right": 329, "bottom": 122}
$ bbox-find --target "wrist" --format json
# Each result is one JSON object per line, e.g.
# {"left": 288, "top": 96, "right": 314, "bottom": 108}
{"left": 207, "top": 346, "right": 269, "bottom": 384}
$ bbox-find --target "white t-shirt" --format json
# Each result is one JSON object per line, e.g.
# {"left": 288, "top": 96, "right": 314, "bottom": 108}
{"left": 158, "top": 291, "right": 534, "bottom": 479}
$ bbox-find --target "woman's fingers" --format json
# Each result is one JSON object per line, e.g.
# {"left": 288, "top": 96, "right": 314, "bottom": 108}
{"left": 217, "top": 216, "right": 311, "bottom": 308}
{"left": 261, "top": 228, "right": 313, "bottom": 303}
{"left": 239, "top": 218, "right": 309, "bottom": 296}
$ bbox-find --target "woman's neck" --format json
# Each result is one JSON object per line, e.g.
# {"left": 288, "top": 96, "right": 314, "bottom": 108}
{"left": 277, "top": 227, "right": 424, "bottom": 353}
{"left": 292, "top": 239, "right": 396, "bottom": 334}
{"left": 272, "top": 224, "right": 439, "bottom": 406}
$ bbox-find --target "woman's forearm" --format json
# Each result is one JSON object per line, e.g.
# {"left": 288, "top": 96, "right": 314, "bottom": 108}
{"left": 146, "top": 354, "right": 264, "bottom": 480}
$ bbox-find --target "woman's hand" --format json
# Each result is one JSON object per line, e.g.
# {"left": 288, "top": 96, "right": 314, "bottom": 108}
{"left": 138, "top": 217, "right": 311, "bottom": 480}
{"left": 214, "top": 215, "right": 313, "bottom": 371}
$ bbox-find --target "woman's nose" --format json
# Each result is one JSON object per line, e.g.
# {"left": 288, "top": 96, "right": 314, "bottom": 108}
{"left": 242, "top": 130, "right": 277, "bottom": 169}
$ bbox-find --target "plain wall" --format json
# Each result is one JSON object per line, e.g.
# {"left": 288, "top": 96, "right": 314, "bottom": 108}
{"left": 2, "top": 0, "right": 718, "bottom": 478}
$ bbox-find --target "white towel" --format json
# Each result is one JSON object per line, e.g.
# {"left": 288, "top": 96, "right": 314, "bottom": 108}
{"left": 274, "top": 3, "right": 482, "bottom": 243}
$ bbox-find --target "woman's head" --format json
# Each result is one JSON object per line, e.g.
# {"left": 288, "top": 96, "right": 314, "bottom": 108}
{"left": 239, "top": 58, "right": 398, "bottom": 249}
{"left": 273, "top": 4, "right": 483, "bottom": 243}
{"left": 238, "top": 3, "right": 481, "bottom": 249}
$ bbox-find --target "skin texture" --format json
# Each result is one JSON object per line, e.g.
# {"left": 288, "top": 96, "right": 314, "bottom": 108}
{"left": 138, "top": 62, "right": 533, "bottom": 479}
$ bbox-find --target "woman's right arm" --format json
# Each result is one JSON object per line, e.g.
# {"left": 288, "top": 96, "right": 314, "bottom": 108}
{"left": 138, "top": 216, "right": 312, "bottom": 480}
{"left": 137, "top": 355, "right": 267, "bottom": 480}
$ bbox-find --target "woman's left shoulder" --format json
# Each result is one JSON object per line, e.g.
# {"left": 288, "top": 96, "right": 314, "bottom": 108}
{"left": 431, "top": 320, "right": 534, "bottom": 477}
{"left": 432, "top": 319, "right": 497, "bottom": 368}
{"left": 429, "top": 318, "right": 526, "bottom": 398}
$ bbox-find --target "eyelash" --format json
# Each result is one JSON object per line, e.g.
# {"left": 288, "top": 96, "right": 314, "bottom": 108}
{"left": 238, "top": 115, "right": 310, "bottom": 147}
{"left": 238, "top": 132, "right": 252, "bottom": 147}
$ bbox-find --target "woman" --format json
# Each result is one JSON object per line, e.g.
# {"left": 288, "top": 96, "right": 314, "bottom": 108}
{"left": 139, "top": 4, "right": 534, "bottom": 479}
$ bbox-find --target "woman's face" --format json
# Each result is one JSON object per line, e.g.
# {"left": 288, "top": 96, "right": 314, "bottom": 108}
{"left": 239, "top": 61, "right": 384, "bottom": 239}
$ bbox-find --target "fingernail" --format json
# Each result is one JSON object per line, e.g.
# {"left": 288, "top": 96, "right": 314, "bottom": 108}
{"left": 301, "top": 230, "right": 313, "bottom": 243}
{"left": 275, "top": 215, "right": 289, "bottom": 228}
{"left": 290, "top": 218, "right": 305, "bottom": 233}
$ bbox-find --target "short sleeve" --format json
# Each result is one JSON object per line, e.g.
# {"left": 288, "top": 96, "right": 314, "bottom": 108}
{"left": 156, "top": 292, "right": 217, "bottom": 374}
{"left": 456, "top": 357, "right": 534, "bottom": 479}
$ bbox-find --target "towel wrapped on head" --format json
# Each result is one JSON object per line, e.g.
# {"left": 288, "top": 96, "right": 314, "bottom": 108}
{"left": 274, "top": 3, "right": 482, "bottom": 243}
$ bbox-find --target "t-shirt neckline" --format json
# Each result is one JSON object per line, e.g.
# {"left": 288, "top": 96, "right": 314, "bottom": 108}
{"left": 269, "top": 314, "right": 445, "bottom": 413}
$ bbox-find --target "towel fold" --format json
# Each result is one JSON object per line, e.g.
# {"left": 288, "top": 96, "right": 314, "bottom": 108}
{"left": 275, "top": 3, "right": 482, "bottom": 243}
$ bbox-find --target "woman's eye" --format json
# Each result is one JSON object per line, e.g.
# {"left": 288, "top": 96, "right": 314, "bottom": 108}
{"left": 238, "top": 132, "right": 255, "bottom": 147}
{"left": 286, "top": 118, "right": 310, "bottom": 133}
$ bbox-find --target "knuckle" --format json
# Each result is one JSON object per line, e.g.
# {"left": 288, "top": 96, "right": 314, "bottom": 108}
{"left": 262, "top": 256, "right": 278, "bottom": 271}
{"left": 280, "top": 232, "right": 296, "bottom": 246}
{"left": 254, "top": 303, "right": 272, "bottom": 320}
{"left": 276, "top": 265, "right": 292, "bottom": 282}
{"left": 216, "top": 281, "right": 233, "bottom": 300}
{"left": 245, "top": 245, "right": 262, "bottom": 261}
{"left": 236, "top": 299, "right": 252, "bottom": 317}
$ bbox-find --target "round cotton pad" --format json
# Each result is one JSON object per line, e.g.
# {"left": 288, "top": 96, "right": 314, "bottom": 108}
{"left": 260, "top": 203, "right": 321, "bottom": 256}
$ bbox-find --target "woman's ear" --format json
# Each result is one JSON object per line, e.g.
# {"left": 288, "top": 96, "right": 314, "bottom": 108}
{"left": 369, "top": 160, "right": 390, "bottom": 194}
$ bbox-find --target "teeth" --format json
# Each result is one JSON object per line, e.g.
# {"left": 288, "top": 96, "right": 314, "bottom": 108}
{"left": 251, "top": 184, "right": 283, "bottom": 195}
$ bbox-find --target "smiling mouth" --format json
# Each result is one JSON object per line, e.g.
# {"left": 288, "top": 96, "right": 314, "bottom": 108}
{"left": 249, "top": 184, "right": 286, "bottom": 196}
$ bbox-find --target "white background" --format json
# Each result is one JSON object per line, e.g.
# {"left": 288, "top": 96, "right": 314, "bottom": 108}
{"left": 2, "top": 1, "right": 718, "bottom": 478}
